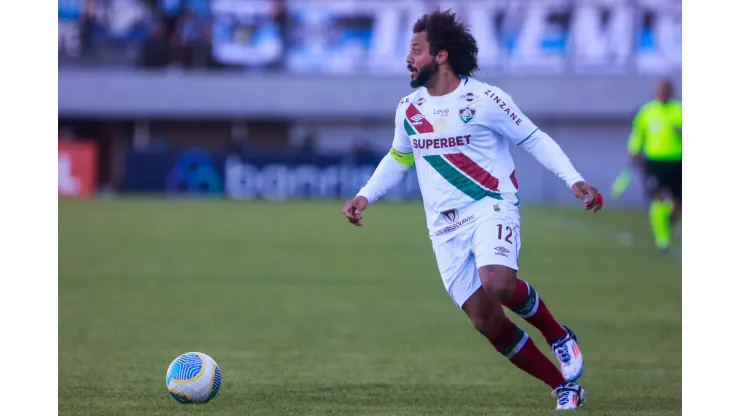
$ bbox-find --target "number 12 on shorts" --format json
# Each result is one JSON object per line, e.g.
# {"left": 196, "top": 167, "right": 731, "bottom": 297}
{"left": 497, "top": 224, "right": 513, "bottom": 243}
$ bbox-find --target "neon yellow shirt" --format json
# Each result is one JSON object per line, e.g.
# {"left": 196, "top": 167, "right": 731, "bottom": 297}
{"left": 627, "top": 99, "right": 682, "bottom": 161}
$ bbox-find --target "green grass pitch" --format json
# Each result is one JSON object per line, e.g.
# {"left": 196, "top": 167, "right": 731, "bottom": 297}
{"left": 59, "top": 199, "right": 680, "bottom": 415}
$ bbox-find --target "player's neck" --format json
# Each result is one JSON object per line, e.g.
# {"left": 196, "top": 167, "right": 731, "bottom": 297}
{"left": 425, "top": 72, "right": 461, "bottom": 97}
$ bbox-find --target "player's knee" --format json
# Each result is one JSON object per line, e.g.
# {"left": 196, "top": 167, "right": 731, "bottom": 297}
{"left": 479, "top": 265, "right": 517, "bottom": 302}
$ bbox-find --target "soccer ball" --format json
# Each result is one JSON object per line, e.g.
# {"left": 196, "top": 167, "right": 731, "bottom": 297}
{"left": 165, "top": 352, "right": 222, "bottom": 404}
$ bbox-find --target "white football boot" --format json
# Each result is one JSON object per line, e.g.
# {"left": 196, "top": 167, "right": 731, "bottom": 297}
{"left": 551, "top": 326, "right": 584, "bottom": 382}
{"left": 552, "top": 382, "right": 586, "bottom": 410}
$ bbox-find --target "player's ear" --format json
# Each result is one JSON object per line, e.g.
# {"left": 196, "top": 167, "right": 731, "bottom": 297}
{"left": 436, "top": 50, "right": 448, "bottom": 65}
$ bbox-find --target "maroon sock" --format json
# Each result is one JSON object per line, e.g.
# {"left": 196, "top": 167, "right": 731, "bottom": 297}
{"left": 487, "top": 319, "right": 565, "bottom": 389}
{"left": 502, "top": 279, "right": 567, "bottom": 345}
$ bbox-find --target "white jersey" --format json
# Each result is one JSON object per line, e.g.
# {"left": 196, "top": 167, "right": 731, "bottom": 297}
{"left": 390, "top": 77, "right": 539, "bottom": 242}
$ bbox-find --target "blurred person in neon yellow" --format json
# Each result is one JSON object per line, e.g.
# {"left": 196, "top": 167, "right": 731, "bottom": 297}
{"left": 626, "top": 79, "right": 682, "bottom": 252}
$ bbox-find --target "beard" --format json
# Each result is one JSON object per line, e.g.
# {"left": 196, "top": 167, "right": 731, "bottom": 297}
{"left": 409, "top": 60, "right": 439, "bottom": 88}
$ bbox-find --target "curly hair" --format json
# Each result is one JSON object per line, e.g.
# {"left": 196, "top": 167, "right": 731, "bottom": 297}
{"left": 413, "top": 9, "right": 479, "bottom": 77}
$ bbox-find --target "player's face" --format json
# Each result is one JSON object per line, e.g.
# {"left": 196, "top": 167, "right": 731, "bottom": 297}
{"left": 407, "top": 31, "right": 439, "bottom": 88}
{"left": 656, "top": 81, "right": 673, "bottom": 102}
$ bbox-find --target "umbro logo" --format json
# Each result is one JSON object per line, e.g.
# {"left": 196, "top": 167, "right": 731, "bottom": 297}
{"left": 494, "top": 246, "right": 509, "bottom": 257}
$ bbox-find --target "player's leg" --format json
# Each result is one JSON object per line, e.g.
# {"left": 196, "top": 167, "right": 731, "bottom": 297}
{"left": 435, "top": 228, "right": 585, "bottom": 409}
{"left": 471, "top": 216, "right": 584, "bottom": 383}
{"left": 670, "top": 197, "right": 681, "bottom": 226}
{"left": 667, "top": 161, "right": 682, "bottom": 234}
{"left": 462, "top": 287, "right": 564, "bottom": 387}
{"left": 435, "top": 233, "right": 562, "bottom": 385}
{"left": 461, "top": 276, "right": 586, "bottom": 409}
{"left": 644, "top": 161, "right": 673, "bottom": 251}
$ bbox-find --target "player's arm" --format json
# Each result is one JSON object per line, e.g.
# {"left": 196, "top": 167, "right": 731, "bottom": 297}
{"left": 627, "top": 108, "right": 646, "bottom": 164}
{"left": 485, "top": 88, "right": 583, "bottom": 188}
{"left": 484, "top": 87, "right": 602, "bottom": 212}
{"left": 357, "top": 105, "right": 414, "bottom": 204}
{"left": 343, "top": 106, "right": 414, "bottom": 226}
{"left": 517, "top": 129, "right": 584, "bottom": 190}
{"left": 354, "top": 150, "right": 413, "bottom": 208}
{"left": 608, "top": 107, "right": 646, "bottom": 198}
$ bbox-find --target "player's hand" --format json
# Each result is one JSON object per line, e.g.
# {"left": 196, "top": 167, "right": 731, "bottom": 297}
{"left": 342, "top": 196, "right": 369, "bottom": 226}
{"left": 571, "top": 181, "right": 603, "bottom": 213}
{"left": 628, "top": 153, "right": 644, "bottom": 167}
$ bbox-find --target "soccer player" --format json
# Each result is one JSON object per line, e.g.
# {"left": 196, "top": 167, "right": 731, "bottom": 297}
{"left": 626, "top": 80, "right": 682, "bottom": 252}
{"left": 342, "top": 10, "right": 603, "bottom": 410}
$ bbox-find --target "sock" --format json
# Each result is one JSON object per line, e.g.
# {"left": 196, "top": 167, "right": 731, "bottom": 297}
{"left": 488, "top": 319, "right": 565, "bottom": 389}
{"left": 502, "top": 279, "right": 567, "bottom": 345}
{"left": 649, "top": 200, "right": 672, "bottom": 249}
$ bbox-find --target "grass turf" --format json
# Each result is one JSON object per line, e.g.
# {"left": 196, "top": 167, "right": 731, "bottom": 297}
{"left": 59, "top": 199, "right": 680, "bottom": 415}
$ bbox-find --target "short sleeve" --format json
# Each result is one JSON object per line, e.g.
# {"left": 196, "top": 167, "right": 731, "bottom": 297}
{"left": 481, "top": 87, "right": 539, "bottom": 146}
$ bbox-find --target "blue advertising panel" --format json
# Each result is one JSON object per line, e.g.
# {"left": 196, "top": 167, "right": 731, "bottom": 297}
{"left": 120, "top": 148, "right": 422, "bottom": 201}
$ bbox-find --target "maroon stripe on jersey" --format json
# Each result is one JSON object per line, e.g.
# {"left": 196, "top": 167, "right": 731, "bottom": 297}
{"left": 510, "top": 170, "right": 519, "bottom": 190}
{"left": 443, "top": 153, "right": 500, "bottom": 192}
{"left": 405, "top": 104, "right": 435, "bottom": 134}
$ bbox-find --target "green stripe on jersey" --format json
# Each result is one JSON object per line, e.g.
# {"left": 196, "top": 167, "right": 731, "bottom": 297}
{"left": 424, "top": 155, "right": 503, "bottom": 201}
{"left": 403, "top": 119, "right": 416, "bottom": 136}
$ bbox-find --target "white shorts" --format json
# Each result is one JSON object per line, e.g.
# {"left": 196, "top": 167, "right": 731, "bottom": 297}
{"left": 432, "top": 212, "right": 521, "bottom": 309}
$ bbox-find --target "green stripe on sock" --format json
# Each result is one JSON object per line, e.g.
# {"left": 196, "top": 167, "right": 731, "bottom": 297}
{"left": 424, "top": 155, "right": 503, "bottom": 201}
{"left": 511, "top": 283, "right": 537, "bottom": 317}
{"left": 502, "top": 327, "right": 527, "bottom": 359}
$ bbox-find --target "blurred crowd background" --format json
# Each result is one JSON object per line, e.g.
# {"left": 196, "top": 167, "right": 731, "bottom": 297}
{"left": 58, "top": 0, "right": 682, "bottom": 205}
